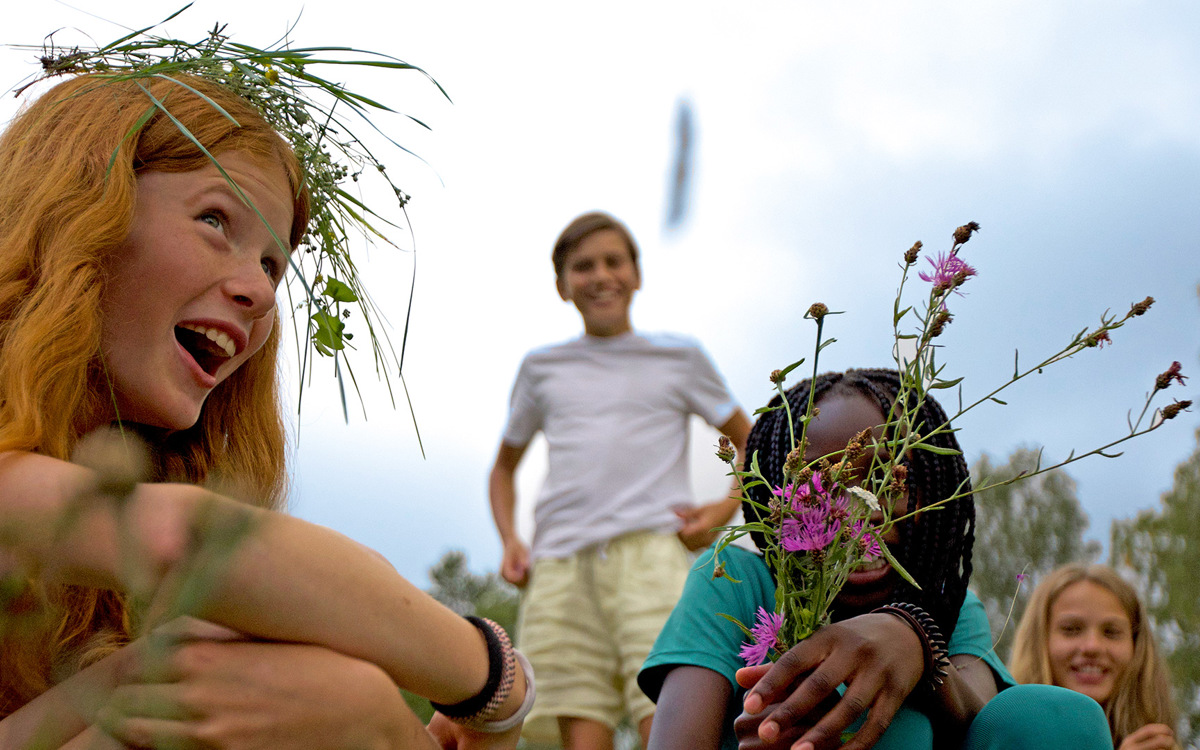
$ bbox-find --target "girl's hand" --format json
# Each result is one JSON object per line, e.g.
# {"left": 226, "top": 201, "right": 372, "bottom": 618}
{"left": 1118, "top": 724, "right": 1179, "bottom": 750}
{"left": 736, "top": 613, "right": 924, "bottom": 750}
{"left": 426, "top": 712, "right": 524, "bottom": 750}
{"left": 97, "top": 628, "right": 433, "bottom": 749}
{"left": 734, "top": 692, "right": 842, "bottom": 750}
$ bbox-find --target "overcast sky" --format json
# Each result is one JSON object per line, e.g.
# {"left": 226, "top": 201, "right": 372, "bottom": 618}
{"left": 5, "top": 1, "right": 1198, "bottom": 585}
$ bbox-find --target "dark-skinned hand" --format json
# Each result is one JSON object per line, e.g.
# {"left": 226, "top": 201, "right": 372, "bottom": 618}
{"left": 735, "top": 613, "right": 924, "bottom": 750}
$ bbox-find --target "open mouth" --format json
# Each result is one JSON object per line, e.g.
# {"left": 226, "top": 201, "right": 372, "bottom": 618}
{"left": 175, "top": 324, "right": 235, "bottom": 376}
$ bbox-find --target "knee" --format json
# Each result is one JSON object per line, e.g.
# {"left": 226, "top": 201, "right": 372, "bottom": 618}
{"left": 966, "top": 685, "right": 1112, "bottom": 749}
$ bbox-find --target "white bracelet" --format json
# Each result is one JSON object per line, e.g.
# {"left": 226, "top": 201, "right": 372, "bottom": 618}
{"left": 467, "top": 651, "right": 535, "bottom": 733}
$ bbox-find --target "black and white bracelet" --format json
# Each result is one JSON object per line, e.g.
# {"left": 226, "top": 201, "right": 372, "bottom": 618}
{"left": 429, "top": 616, "right": 536, "bottom": 733}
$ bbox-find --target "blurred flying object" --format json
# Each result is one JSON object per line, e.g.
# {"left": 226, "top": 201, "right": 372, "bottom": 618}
{"left": 665, "top": 97, "right": 694, "bottom": 230}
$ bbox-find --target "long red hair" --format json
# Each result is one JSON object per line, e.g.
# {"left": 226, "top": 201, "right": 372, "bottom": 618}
{"left": 0, "top": 73, "right": 310, "bottom": 715}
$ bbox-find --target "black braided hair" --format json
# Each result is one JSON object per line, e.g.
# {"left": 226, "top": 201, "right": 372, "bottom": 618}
{"left": 743, "top": 368, "right": 975, "bottom": 638}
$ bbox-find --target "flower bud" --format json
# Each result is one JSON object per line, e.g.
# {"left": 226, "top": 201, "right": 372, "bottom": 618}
{"left": 806, "top": 302, "right": 829, "bottom": 322}
{"left": 1163, "top": 400, "right": 1192, "bottom": 420}
{"left": 904, "top": 241, "right": 923, "bottom": 265}
{"left": 1155, "top": 361, "right": 1187, "bottom": 391}
{"left": 929, "top": 310, "right": 953, "bottom": 338}
{"left": 769, "top": 369, "right": 785, "bottom": 385}
{"left": 783, "top": 445, "right": 803, "bottom": 477}
{"left": 795, "top": 466, "right": 814, "bottom": 488}
{"left": 890, "top": 464, "right": 908, "bottom": 493}
{"left": 716, "top": 435, "right": 737, "bottom": 463}
{"left": 952, "top": 222, "right": 981, "bottom": 245}
{"left": 712, "top": 561, "right": 728, "bottom": 580}
{"left": 1130, "top": 296, "right": 1154, "bottom": 316}
{"left": 843, "top": 429, "right": 870, "bottom": 463}
{"left": 1083, "top": 330, "right": 1112, "bottom": 349}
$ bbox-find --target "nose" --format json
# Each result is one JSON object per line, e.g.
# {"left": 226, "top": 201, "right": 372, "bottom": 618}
{"left": 223, "top": 258, "right": 277, "bottom": 318}
{"left": 1079, "top": 629, "right": 1103, "bottom": 653}
{"left": 591, "top": 262, "right": 616, "bottom": 284}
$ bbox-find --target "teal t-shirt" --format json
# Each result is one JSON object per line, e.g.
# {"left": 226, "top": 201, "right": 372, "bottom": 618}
{"left": 638, "top": 544, "right": 1016, "bottom": 750}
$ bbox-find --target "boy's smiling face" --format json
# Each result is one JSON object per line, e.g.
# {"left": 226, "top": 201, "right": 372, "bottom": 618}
{"left": 557, "top": 228, "right": 640, "bottom": 337}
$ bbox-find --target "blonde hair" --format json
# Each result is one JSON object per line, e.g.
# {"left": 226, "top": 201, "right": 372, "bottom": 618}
{"left": 1010, "top": 563, "right": 1178, "bottom": 745}
{"left": 0, "top": 73, "right": 310, "bottom": 714}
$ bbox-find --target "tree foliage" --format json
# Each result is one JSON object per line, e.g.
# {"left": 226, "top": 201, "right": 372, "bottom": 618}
{"left": 969, "top": 447, "right": 1099, "bottom": 659}
{"left": 1111, "top": 427, "right": 1200, "bottom": 746}
{"left": 426, "top": 549, "right": 521, "bottom": 633}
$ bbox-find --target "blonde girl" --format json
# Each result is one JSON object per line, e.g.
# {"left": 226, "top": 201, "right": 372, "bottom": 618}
{"left": 1011, "top": 563, "right": 1179, "bottom": 750}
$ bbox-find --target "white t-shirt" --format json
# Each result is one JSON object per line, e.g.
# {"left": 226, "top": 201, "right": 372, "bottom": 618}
{"left": 503, "top": 331, "right": 739, "bottom": 559}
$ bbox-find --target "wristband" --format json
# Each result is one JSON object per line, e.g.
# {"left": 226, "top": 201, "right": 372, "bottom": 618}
{"left": 430, "top": 616, "right": 516, "bottom": 722}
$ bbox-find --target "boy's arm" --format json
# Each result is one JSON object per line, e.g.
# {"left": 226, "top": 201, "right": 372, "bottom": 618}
{"left": 676, "top": 409, "right": 752, "bottom": 550}
{"left": 488, "top": 442, "right": 531, "bottom": 587}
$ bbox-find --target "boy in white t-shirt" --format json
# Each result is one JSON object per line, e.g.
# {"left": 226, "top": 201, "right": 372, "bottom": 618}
{"left": 488, "top": 211, "right": 750, "bottom": 749}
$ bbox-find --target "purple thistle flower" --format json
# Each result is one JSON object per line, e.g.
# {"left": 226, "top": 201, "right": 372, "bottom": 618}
{"left": 825, "top": 491, "right": 851, "bottom": 522}
{"left": 781, "top": 516, "right": 841, "bottom": 553}
{"left": 851, "top": 520, "right": 883, "bottom": 562}
{"left": 740, "top": 606, "right": 784, "bottom": 666}
{"left": 774, "top": 474, "right": 839, "bottom": 512}
{"left": 918, "top": 250, "right": 977, "bottom": 298}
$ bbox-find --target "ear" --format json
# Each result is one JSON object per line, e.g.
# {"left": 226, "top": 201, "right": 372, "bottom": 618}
{"left": 556, "top": 276, "right": 571, "bottom": 302}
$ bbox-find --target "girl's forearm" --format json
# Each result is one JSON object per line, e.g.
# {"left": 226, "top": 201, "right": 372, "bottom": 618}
{"left": 927, "top": 655, "right": 997, "bottom": 749}
{"left": 0, "top": 641, "right": 131, "bottom": 748}
{"left": 0, "top": 451, "right": 489, "bottom": 706}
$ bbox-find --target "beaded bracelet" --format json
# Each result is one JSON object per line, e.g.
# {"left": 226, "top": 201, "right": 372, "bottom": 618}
{"left": 430, "top": 616, "right": 516, "bottom": 723}
{"left": 872, "top": 602, "right": 951, "bottom": 691}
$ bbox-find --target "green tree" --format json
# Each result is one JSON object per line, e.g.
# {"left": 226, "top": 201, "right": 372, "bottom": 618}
{"left": 426, "top": 549, "right": 521, "bottom": 633}
{"left": 1111, "top": 427, "right": 1200, "bottom": 746}
{"left": 969, "top": 447, "right": 1100, "bottom": 660}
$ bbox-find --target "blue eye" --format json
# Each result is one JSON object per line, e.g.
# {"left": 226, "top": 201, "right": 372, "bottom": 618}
{"left": 261, "top": 256, "right": 281, "bottom": 280}
{"left": 199, "top": 211, "right": 226, "bottom": 231}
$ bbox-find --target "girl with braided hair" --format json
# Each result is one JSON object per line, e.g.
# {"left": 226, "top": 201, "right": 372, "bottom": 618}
{"left": 639, "top": 368, "right": 1113, "bottom": 750}
{"left": 0, "top": 73, "right": 532, "bottom": 748}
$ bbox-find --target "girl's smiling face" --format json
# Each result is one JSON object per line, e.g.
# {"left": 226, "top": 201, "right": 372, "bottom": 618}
{"left": 100, "top": 151, "right": 293, "bottom": 431}
{"left": 803, "top": 390, "right": 909, "bottom": 614}
{"left": 1047, "top": 580, "right": 1135, "bottom": 707}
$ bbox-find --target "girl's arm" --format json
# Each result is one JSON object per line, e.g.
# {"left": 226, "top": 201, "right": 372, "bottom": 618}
{"left": 0, "top": 635, "right": 132, "bottom": 749}
{"left": 0, "top": 619, "right": 443, "bottom": 750}
{"left": 0, "top": 450, "right": 525, "bottom": 719}
{"left": 925, "top": 654, "right": 998, "bottom": 750}
{"left": 648, "top": 666, "right": 732, "bottom": 750}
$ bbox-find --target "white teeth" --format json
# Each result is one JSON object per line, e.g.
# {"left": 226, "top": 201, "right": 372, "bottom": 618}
{"left": 180, "top": 323, "right": 236, "bottom": 357}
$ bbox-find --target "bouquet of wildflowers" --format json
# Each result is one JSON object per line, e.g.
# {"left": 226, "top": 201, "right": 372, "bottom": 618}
{"left": 713, "top": 223, "right": 1190, "bottom": 664}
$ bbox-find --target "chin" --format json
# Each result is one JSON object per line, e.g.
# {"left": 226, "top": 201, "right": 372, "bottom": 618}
{"left": 112, "top": 395, "right": 205, "bottom": 433}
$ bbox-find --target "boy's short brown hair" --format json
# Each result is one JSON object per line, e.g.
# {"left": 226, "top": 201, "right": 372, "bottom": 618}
{"left": 552, "top": 211, "right": 640, "bottom": 280}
